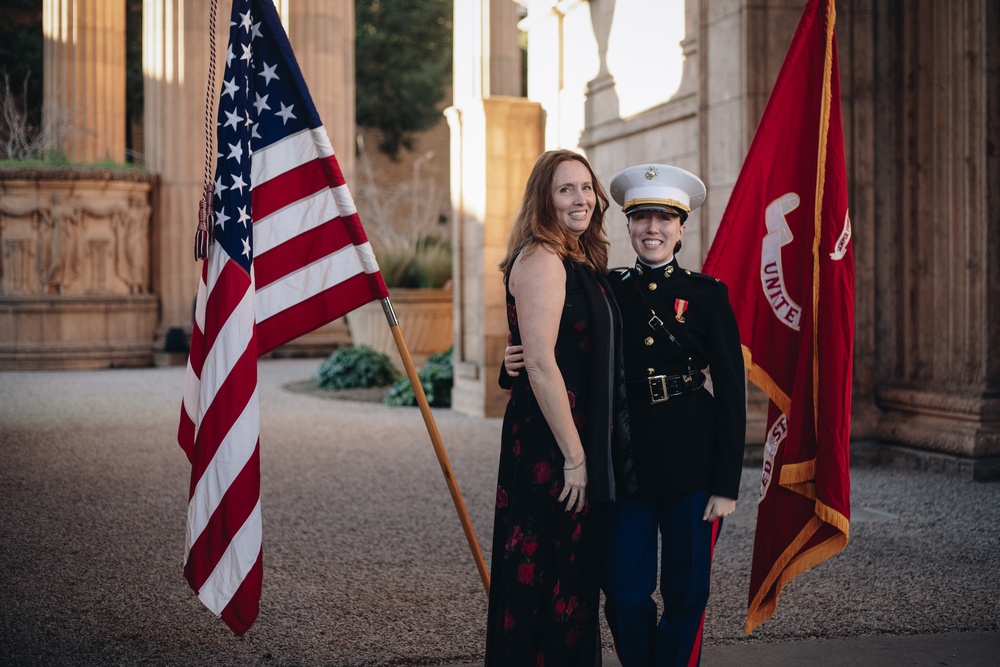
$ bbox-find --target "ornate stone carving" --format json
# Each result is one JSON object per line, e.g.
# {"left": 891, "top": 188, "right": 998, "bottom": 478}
{"left": 41, "top": 194, "right": 84, "bottom": 293}
{"left": 0, "top": 172, "right": 153, "bottom": 296}
{"left": 112, "top": 196, "right": 151, "bottom": 294}
{"left": 0, "top": 168, "right": 158, "bottom": 370}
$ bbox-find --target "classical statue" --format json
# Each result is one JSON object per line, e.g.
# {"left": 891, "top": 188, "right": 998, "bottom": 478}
{"left": 111, "top": 195, "right": 151, "bottom": 293}
{"left": 40, "top": 194, "right": 83, "bottom": 294}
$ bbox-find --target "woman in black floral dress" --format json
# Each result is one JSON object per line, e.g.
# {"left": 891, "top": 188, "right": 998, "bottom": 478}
{"left": 485, "top": 150, "right": 630, "bottom": 665}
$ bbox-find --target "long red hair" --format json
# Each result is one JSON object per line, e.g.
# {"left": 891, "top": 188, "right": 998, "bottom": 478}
{"left": 498, "top": 149, "right": 610, "bottom": 276}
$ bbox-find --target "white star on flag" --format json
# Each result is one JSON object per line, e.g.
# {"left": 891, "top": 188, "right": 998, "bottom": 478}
{"left": 275, "top": 102, "right": 296, "bottom": 125}
{"left": 223, "top": 108, "right": 243, "bottom": 130}
{"left": 253, "top": 92, "right": 270, "bottom": 114}
{"left": 258, "top": 61, "right": 278, "bottom": 85}
{"left": 214, "top": 206, "right": 230, "bottom": 230}
{"left": 231, "top": 172, "right": 247, "bottom": 194}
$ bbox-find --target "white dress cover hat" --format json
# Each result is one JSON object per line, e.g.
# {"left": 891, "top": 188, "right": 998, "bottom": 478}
{"left": 609, "top": 164, "right": 707, "bottom": 216}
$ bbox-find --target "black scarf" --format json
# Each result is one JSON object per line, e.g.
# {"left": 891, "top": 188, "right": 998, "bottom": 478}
{"left": 574, "top": 264, "right": 636, "bottom": 502}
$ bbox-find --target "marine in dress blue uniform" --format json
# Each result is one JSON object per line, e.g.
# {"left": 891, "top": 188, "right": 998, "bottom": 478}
{"left": 602, "top": 164, "right": 746, "bottom": 666}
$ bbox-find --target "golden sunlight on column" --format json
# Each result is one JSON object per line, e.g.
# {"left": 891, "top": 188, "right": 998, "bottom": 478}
{"left": 42, "top": 0, "right": 126, "bottom": 163}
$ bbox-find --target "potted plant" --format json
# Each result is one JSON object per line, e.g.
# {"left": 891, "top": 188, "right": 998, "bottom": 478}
{"left": 0, "top": 73, "right": 159, "bottom": 370}
{"left": 346, "top": 139, "right": 455, "bottom": 370}
{"left": 345, "top": 233, "right": 453, "bottom": 370}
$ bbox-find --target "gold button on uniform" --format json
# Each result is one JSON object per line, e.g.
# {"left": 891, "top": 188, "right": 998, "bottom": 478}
{"left": 644, "top": 337, "right": 655, "bottom": 346}
{"left": 648, "top": 282, "right": 657, "bottom": 291}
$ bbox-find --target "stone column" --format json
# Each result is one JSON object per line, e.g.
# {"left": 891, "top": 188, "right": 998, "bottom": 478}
{"left": 871, "top": 0, "right": 1000, "bottom": 478}
{"left": 446, "top": 98, "right": 543, "bottom": 419}
{"left": 142, "top": 0, "right": 225, "bottom": 337}
{"left": 837, "top": 0, "right": 880, "bottom": 444}
{"left": 42, "top": 0, "right": 126, "bottom": 163}
{"left": 486, "top": 0, "right": 522, "bottom": 97}
{"left": 449, "top": 0, "right": 539, "bottom": 418}
{"left": 284, "top": 0, "right": 356, "bottom": 186}
{"left": 696, "top": 0, "right": 809, "bottom": 448}
{"left": 260, "top": 0, "right": 356, "bottom": 355}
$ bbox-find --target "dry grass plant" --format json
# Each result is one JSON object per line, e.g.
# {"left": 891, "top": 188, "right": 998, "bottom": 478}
{"left": 0, "top": 70, "right": 65, "bottom": 163}
{"left": 352, "top": 135, "right": 452, "bottom": 288}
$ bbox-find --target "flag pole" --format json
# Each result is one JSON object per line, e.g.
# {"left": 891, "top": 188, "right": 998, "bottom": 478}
{"left": 378, "top": 297, "right": 491, "bottom": 596}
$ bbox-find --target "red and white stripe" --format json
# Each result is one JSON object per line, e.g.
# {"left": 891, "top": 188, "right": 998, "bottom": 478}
{"left": 178, "top": 237, "right": 262, "bottom": 634}
{"left": 178, "top": 123, "right": 386, "bottom": 635}
{"left": 252, "top": 127, "right": 386, "bottom": 354}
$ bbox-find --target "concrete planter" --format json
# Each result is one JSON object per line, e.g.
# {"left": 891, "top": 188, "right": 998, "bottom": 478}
{"left": 0, "top": 167, "right": 158, "bottom": 370}
{"left": 0, "top": 294, "right": 158, "bottom": 370}
{"left": 346, "top": 288, "right": 453, "bottom": 371}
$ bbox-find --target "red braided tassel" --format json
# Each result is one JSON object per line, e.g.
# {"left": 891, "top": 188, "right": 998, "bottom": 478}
{"left": 196, "top": 0, "right": 220, "bottom": 262}
{"left": 195, "top": 185, "right": 214, "bottom": 260}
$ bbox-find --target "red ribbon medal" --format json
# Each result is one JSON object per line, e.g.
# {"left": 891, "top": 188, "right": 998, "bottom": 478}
{"left": 674, "top": 298, "right": 689, "bottom": 323}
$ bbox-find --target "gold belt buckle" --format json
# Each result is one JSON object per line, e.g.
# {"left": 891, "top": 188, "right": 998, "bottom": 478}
{"left": 648, "top": 374, "right": 669, "bottom": 403}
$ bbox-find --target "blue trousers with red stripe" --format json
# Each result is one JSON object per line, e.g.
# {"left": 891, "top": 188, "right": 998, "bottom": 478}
{"left": 602, "top": 490, "right": 721, "bottom": 667}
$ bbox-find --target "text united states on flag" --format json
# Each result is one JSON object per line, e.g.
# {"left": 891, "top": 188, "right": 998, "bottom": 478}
{"left": 177, "top": 0, "right": 388, "bottom": 635}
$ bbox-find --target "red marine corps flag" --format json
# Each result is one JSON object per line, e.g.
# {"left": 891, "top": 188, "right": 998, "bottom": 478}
{"left": 702, "top": 0, "right": 853, "bottom": 633}
{"left": 178, "top": 0, "right": 388, "bottom": 635}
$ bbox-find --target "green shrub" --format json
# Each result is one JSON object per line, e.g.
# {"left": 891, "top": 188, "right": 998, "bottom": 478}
{"left": 314, "top": 344, "right": 398, "bottom": 390}
{"left": 384, "top": 347, "right": 453, "bottom": 407}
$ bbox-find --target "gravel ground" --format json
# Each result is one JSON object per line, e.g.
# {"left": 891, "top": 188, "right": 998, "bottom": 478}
{"left": 1, "top": 359, "right": 998, "bottom": 666}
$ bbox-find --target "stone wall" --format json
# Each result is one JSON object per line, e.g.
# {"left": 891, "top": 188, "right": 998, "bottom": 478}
{"left": 354, "top": 120, "right": 454, "bottom": 252}
{"left": 868, "top": 0, "right": 1000, "bottom": 478}
{"left": 504, "top": 0, "right": 999, "bottom": 477}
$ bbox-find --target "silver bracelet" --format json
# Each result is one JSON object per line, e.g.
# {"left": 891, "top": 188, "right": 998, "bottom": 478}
{"left": 563, "top": 457, "right": 586, "bottom": 471}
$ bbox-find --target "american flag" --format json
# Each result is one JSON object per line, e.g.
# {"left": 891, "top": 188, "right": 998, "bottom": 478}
{"left": 177, "top": 0, "right": 388, "bottom": 635}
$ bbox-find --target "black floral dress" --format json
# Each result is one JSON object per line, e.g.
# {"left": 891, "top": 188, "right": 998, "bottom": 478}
{"left": 485, "top": 260, "right": 604, "bottom": 666}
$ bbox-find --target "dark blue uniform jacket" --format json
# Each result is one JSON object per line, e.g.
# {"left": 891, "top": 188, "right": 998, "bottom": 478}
{"left": 608, "top": 258, "right": 746, "bottom": 501}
